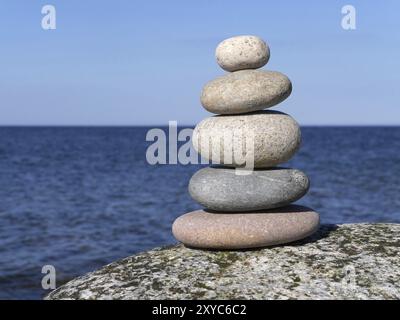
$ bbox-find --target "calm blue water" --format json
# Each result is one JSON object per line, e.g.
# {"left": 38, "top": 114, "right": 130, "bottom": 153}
{"left": 0, "top": 126, "right": 400, "bottom": 299}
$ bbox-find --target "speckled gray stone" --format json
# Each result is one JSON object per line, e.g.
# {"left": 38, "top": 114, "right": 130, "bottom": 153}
{"left": 172, "top": 206, "right": 319, "bottom": 249}
{"left": 189, "top": 167, "right": 310, "bottom": 211}
{"left": 46, "top": 224, "right": 400, "bottom": 300}
{"left": 192, "top": 111, "right": 301, "bottom": 168}
{"left": 201, "top": 70, "right": 292, "bottom": 115}
{"left": 215, "top": 35, "right": 270, "bottom": 72}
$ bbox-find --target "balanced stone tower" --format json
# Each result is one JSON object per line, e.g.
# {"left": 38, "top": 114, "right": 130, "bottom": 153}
{"left": 173, "top": 35, "right": 319, "bottom": 249}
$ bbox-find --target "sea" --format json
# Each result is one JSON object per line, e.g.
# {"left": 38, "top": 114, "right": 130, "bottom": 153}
{"left": 0, "top": 126, "right": 399, "bottom": 299}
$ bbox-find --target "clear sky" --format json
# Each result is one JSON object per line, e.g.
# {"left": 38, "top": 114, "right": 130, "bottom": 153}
{"left": 0, "top": 0, "right": 399, "bottom": 125}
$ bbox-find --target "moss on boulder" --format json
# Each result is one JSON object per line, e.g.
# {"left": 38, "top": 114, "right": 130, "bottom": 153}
{"left": 46, "top": 224, "right": 400, "bottom": 300}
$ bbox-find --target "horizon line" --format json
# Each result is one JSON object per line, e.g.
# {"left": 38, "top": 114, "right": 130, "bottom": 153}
{"left": 0, "top": 124, "right": 400, "bottom": 127}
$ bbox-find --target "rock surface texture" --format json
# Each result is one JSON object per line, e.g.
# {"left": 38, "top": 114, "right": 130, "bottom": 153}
{"left": 46, "top": 224, "right": 400, "bottom": 300}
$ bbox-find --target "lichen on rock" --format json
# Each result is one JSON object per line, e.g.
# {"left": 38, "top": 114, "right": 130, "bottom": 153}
{"left": 46, "top": 224, "right": 400, "bottom": 300}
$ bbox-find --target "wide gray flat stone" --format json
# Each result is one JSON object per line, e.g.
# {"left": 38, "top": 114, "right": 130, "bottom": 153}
{"left": 189, "top": 167, "right": 310, "bottom": 211}
{"left": 46, "top": 224, "right": 400, "bottom": 300}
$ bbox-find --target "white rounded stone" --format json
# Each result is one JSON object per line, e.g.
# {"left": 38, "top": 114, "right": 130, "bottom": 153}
{"left": 201, "top": 70, "right": 292, "bottom": 115}
{"left": 192, "top": 111, "right": 301, "bottom": 168}
{"left": 216, "top": 35, "right": 270, "bottom": 72}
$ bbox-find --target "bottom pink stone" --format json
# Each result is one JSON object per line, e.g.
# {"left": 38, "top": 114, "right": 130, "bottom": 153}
{"left": 172, "top": 205, "right": 320, "bottom": 249}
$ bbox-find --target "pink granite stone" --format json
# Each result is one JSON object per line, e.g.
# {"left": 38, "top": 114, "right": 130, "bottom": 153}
{"left": 172, "top": 205, "right": 319, "bottom": 249}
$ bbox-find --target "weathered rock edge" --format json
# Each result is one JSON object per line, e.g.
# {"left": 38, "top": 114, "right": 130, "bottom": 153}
{"left": 46, "top": 224, "right": 400, "bottom": 300}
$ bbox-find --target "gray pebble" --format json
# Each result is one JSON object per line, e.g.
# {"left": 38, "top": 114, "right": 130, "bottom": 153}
{"left": 189, "top": 167, "right": 310, "bottom": 211}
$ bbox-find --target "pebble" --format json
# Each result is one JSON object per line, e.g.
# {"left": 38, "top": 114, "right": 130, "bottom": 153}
{"left": 172, "top": 205, "right": 320, "bottom": 249}
{"left": 192, "top": 110, "right": 301, "bottom": 168}
{"left": 201, "top": 70, "right": 291, "bottom": 115}
{"left": 216, "top": 35, "right": 270, "bottom": 72}
{"left": 189, "top": 167, "right": 310, "bottom": 211}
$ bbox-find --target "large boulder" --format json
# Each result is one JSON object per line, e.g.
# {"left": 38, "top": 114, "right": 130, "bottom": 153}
{"left": 46, "top": 224, "right": 400, "bottom": 300}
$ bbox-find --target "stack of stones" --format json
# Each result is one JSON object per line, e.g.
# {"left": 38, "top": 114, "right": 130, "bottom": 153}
{"left": 172, "top": 35, "right": 319, "bottom": 249}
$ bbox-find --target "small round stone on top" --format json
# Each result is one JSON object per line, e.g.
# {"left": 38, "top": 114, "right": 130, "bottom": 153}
{"left": 216, "top": 35, "right": 270, "bottom": 72}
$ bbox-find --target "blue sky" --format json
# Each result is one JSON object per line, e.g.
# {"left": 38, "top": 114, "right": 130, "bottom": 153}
{"left": 0, "top": 0, "right": 399, "bottom": 125}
